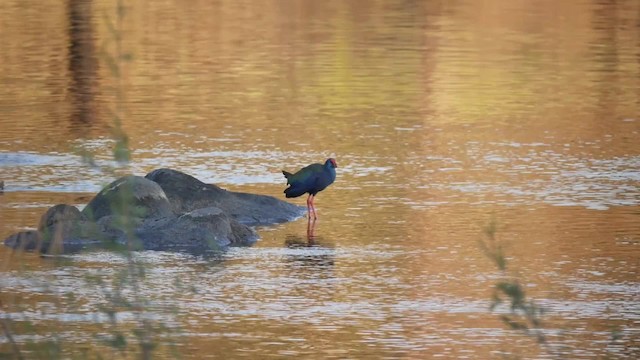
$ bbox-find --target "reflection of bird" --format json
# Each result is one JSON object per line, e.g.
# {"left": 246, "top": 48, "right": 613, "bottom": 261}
{"left": 306, "top": 218, "right": 316, "bottom": 240}
{"left": 283, "top": 233, "right": 335, "bottom": 269}
{"left": 282, "top": 158, "right": 337, "bottom": 219}
{"left": 283, "top": 219, "right": 317, "bottom": 248}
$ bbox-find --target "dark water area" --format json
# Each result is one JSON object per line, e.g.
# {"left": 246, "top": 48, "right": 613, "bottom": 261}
{"left": 1, "top": 0, "right": 639, "bottom": 358}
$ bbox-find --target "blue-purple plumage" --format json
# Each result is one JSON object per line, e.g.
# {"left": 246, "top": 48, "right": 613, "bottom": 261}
{"left": 282, "top": 158, "right": 337, "bottom": 219}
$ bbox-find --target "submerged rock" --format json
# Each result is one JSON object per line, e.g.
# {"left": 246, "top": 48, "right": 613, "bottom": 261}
{"left": 38, "top": 204, "right": 97, "bottom": 254}
{"left": 5, "top": 204, "right": 103, "bottom": 254}
{"left": 4, "top": 231, "right": 42, "bottom": 252}
{"left": 3, "top": 168, "right": 302, "bottom": 254}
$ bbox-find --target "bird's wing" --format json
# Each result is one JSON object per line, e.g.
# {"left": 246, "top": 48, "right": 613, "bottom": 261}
{"left": 289, "top": 163, "right": 323, "bottom": 185}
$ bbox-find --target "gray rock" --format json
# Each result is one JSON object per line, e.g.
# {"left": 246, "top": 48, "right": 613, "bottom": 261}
{"left": 39, "top": 204, "right": 83, "bottom": 231}
{"left": 2, "top": 204, "right": 103, "bottom": 254}
{"left": 93, "top": 214, "right": 138, "bottom": 248}
{"left": 135, "top": 207, "right": 258, "bottom": 252}
{"left": 4, "top": 230, "right": 41, "bottom": 252}
{"left": 146, "top": 168, "right": 305, "bottom": 225}
{"left": 38, "top": 204, "right": 86, "bottom": 254}
{"left": 4, "top": 168, "right": 300, "bottom": 255}
{"left": 82, "top": 175, "right": 173, "bottom": 221}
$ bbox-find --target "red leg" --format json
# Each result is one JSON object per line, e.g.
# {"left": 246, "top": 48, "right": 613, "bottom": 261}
{"left": 310, "top": 194, "right": 317, "bottom": 219}
{"left": 306, "top": 195, "right": 312, "bottom": 218}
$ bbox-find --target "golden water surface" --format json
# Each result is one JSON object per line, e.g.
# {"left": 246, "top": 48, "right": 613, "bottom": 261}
{"left": 1, "top": 0, "right": 639, "bottom": 359}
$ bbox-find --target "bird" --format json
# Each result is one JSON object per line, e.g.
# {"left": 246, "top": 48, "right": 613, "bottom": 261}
{"left": 282, "top": 158, "right": 337, "bottom": 219}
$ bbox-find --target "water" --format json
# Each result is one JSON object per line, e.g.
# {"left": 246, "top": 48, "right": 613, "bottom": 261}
{"left": 1, "top": 0, "right": 639, "bottom": 358}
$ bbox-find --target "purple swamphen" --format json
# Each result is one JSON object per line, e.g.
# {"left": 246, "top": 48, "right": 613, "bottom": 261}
{"left": 282, "top": 158, "right": 337, "bottom": 219}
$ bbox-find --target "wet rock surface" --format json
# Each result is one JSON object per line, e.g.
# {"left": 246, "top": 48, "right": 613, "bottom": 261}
{"left": 4, "top": 169, "right": 304, "bottom": 254}
{"left": 145, "top": 168, "right": 304, "bottom": 226}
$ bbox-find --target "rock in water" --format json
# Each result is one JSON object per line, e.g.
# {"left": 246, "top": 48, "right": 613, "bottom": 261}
{"left": 135, "top": 207, "right": 257, "bottom": 252}
{"left": 38, "top": 204, "right": 94, "bottom": 254}
{"left": 4, "top": 231, "right": 41, "bottom": 252}
{"left": 82, "top": 175, "right": 173, "bottom": 221}
{"left": 5, "top": 204, "right": 102, "bottom": 254}
{"left": 146, "top": 168, "right": 305, "bottom": 225}
{"left": 3, "top": 169, "right": 301, "bottom": 254}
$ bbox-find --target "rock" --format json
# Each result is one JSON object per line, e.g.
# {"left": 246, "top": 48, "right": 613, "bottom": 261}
{"left": 4, "top": 230, "right": 41, "bottom": 251}
{"left": 135, "top": 207, "right": 258, "bottom": 252}
{"left": 82, "top": 175, "right": 173, "bottom": 221}
{"left": 38, "top": 204, "right": 95, "bottom": 254}
{"left": 146, "top": 168, "right": 305, "bottom": 225}
{"left": 2, "top": 205, "right": 103, "bottom": 254}
{"left": 39, "top": 204, "right": 84, "bottom": 236}
{"left": 93, "top": 214, "right": 137, "bottom": 248}
{"left": 39, "top": 204, "right": 82, "bottom": 227}
{"left": 3, "top": 168, "right": 301, "bottom": 255}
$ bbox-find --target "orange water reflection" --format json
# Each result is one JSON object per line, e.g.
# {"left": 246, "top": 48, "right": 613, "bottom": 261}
{"left": 1, "top": 0, "right": 639, "bottom": 359}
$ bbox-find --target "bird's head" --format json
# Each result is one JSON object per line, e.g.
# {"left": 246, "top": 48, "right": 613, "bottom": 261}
{"left": 326, "top": 158, "right": 338, "bottom": 168}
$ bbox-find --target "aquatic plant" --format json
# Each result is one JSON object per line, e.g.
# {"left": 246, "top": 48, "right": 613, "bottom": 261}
{"left": 83, "top": 1, "right": 182, "bottom": 358}
{"left": 479, "top": 218, "right": 547, "bottom": 357}
{"left": 480, "top": 220, "right": 630, "bottom": 359}
{"left": 1, "top": 1, "right": 183, "bottom": 359}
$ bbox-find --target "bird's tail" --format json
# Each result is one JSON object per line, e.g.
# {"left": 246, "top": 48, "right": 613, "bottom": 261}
{"left": 284, "top": 186, "right": 306, "bottom": 198}
{"left": 282, "top": 171, "right": 294, "bottom": 185}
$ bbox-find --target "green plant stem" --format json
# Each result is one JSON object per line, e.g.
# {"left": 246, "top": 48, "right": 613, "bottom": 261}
{"left": 0, "top": 300, "right": 24, "bottom": 360}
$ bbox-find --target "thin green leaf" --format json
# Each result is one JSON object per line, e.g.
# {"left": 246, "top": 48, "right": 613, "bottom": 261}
{"left": 117, "top": 1, "right": 126, "bottom": 19}
{"left": 101, "top": 51, "right": 120, "bottom": 77}
{"left": 102, "top": 12, "right": 120, "bottom": 41}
